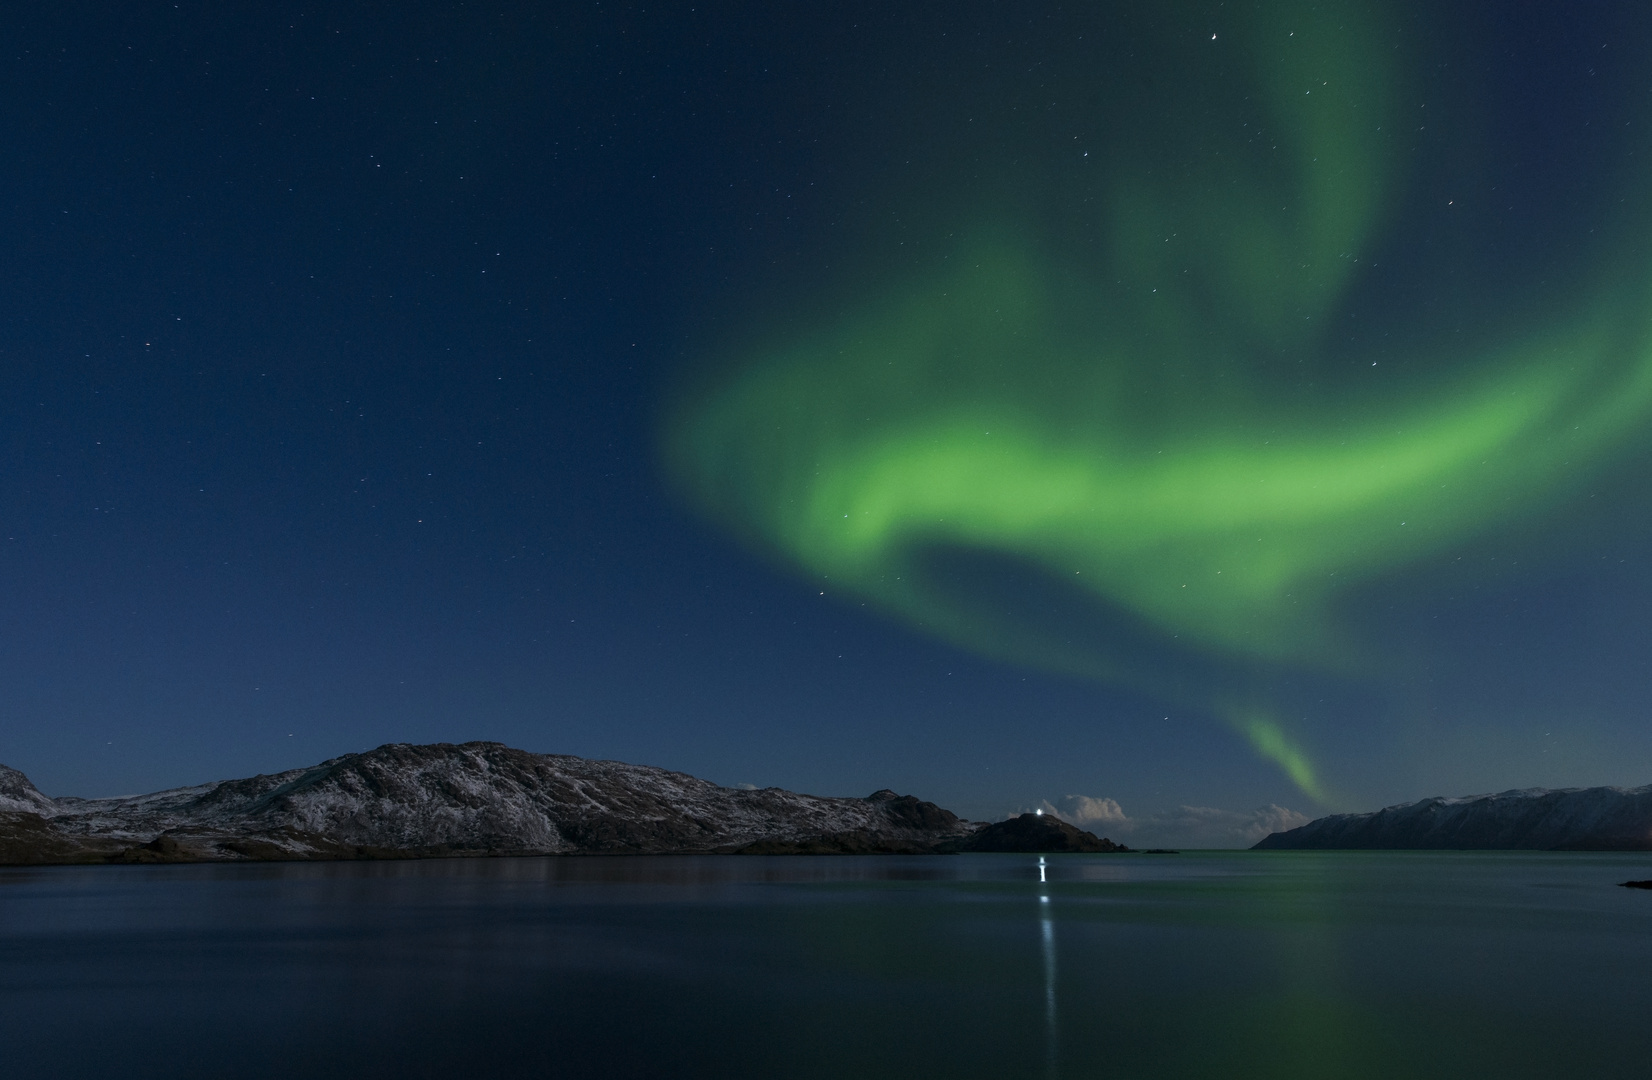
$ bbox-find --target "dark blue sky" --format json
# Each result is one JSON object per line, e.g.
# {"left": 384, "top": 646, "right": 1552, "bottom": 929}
{"left": 5, "top": 2, "right": 1652, "bottom": 823}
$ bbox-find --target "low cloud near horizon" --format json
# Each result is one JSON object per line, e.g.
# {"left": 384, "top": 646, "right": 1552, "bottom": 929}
{"left": 1038, "top": 796, "right": 1311, "bottom": 849}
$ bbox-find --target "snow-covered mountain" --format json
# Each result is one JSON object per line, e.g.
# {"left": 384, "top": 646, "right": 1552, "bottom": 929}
{"left": 0, "top": 764, "right": 58, "bottom": 817}
{"left": 0, "top": 742, "right": 978, "bottom": 864}
{"left": 1252, "top": 784, "right": 1652, "bottom": 850}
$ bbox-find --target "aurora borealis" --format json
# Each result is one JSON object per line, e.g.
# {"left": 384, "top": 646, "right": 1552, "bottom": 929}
{"left": 667, "top": 2, "right": 1652, "bottom": 796}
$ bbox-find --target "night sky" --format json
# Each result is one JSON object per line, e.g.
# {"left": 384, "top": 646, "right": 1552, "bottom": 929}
{"left": 7, "top": 2, "right": 1652, "bottom": 839}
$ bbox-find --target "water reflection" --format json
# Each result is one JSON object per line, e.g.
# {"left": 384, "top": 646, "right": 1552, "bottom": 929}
{"left": 6, "top": 853, "right": 1652, "bottom": 1079}
{"left": 1039, "top": 856, "right": 1058, "bottom": 1078}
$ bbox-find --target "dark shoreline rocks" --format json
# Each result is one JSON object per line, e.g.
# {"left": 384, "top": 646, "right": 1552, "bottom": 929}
{"left": 733, "top": 831, "right": 938, "bottom": 855}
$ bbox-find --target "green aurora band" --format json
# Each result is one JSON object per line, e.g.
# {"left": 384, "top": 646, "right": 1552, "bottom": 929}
{"left": 664, "top": 4, "right": 1652, "bottom": 798}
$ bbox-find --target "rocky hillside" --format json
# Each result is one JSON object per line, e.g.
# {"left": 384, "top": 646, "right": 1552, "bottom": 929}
{"left": 0, "top": 742, "right": 979, "bottom": 864}
{"left": 0, "top": 764, "right": 58, "bottom": 816}
{"left": 1253, "top": 784, "right": 1652, "bottom": 850}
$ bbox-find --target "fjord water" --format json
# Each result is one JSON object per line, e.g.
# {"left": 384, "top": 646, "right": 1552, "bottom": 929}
{"left": 3, "top": 853, "right": 1650, "bottom": 1079}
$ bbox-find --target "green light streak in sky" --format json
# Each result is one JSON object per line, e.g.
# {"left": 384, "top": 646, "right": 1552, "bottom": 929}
{"left": 676, "top": 258, "right": 1650, "bottom": 666}
{"left": 1237, "top": 713, "right": 1326, "bottom": 805}
{"left": 664, "top": 3, "right": 1652, "bottom": 794}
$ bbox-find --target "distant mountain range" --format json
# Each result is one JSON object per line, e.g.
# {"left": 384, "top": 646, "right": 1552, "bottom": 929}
{"left": 1253, "top": 785, "right": 1652, "bottom": 850}
{"left": 0, "top": 742, "right": 984, "bottom": 864}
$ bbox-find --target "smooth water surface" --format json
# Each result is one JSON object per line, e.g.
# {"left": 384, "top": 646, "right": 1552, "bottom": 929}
{"left": 3, "top": 851, "right": 1650, "bottom": 1078}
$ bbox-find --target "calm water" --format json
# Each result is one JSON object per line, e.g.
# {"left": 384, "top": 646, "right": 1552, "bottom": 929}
{"left": 3, "top": 851, "right": 1651, "bottom": 1079}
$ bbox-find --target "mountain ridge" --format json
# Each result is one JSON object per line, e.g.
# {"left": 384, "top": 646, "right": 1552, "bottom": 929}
{"left": 1252, "top": 783, "right": 1652, "bottom": 850}
{"left": 0, "top": 741, "right": 980, "bottom": 865}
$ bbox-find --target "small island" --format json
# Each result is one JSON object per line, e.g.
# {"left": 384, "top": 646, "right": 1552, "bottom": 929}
{"left": 944, "top": 811, "right": 1129, "bottom": 853}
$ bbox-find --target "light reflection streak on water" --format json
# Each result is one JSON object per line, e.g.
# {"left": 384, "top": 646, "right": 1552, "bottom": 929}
{"left": 1039, "top": 856, "right": 1058, "bottom": 1078}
